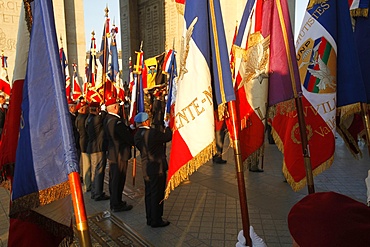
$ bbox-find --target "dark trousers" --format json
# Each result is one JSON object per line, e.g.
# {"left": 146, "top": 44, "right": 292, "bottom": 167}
{"left": 144, "top": 173, "right": 166, "bottom": 225}
{"left": 108, "top": 157, "right": 128, "bottom": 208}
{"left": 90, "top": 152, "right": 107, "bottom": 199}
{"left": 215, "top": 128, "right": 226, "bottom": 155}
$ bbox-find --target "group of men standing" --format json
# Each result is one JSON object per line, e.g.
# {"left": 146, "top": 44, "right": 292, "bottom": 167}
{"left": 67, "top": 95, "right": 173, "bottom": 227}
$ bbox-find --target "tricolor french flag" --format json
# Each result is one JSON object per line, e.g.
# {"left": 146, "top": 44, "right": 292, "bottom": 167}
{"left": 165, "top": 0, "right": 234, "bottom": 199}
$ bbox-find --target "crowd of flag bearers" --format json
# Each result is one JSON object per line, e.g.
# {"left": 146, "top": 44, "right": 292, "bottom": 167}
{"left": 1, "top": 0, "right": 370, "bottom": 246}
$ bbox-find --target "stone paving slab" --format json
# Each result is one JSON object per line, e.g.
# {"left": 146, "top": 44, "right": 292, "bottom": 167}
{"left": 1, "top": 135, "right": 369, "bottom": 246}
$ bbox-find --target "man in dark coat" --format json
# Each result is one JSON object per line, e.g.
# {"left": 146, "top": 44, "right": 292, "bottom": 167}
{"left": 86, "top": 101, "right": 109, "bottom": 201}
{"left": 134, "top": 112, "right": 172, "bottom": 228}
{"left": 75, "top": 101, "right": 90, "bottom": 192}
{"left": 104, "top": 98, "right": 134, "bottom": 212}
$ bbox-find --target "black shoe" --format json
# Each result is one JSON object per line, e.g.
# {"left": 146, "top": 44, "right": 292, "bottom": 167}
{"left": 111, "top": 204, "right": 133, "bottom": 212}
{"left": 147, "top": 220, "right": 151, "bottom": 226}
{"left": 213, "top": 156, "right": 227, "bottom": 164}
{"left": 95, "top": 193, "right": 110, "bottom": 201}
{"left": 249, "top": 168, "right": 264, "bottom": 173}
{"left": 151, "top": 220, "right": 170, "bottom": 228}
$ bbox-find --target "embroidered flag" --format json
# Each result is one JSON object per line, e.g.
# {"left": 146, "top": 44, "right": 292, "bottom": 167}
{"left": 7, "top": 1, "right": 80, "bottom": 245}
{"left": 72, "top": 63, "right": 82, "bottom": 101}
{"left": 0, "top": 52, "right": 10, "bottom": 97}
{"left": 275, "top": 0, "right": 367, "bottom": 191}
{"left": 165, "top": 0, "right": 234, "bottom": 199}
{"left": 229, "top": 0, "right": 268, "bottom": 163}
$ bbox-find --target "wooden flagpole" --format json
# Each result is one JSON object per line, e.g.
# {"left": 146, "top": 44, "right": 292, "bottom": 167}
{"left": 102, "top": 6, "right": 109, "bottom": 102}
{"left": 276, "top": 0, "right": 315, "bottom": 194}
{"left": 228, "top": 100, "right": 252, "bottom": 246}
{"left": 69, "top": 172, "right": 92, "bottom": 247}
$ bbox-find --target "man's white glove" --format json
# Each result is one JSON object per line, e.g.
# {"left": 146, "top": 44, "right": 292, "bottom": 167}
{"left": 236, "top": 226, "right": 267, "bottom": 247}
{"left": 164, "top": 120, "right": 170, "bottom": 128}
{"left": 129, "top": 124, "right": 136, "bottom": 130}
{"left": 2, "top": 104, "right": 8, "bottom": 109}
{"left": 100, "top": 104, "right": 106, "bottom": 112}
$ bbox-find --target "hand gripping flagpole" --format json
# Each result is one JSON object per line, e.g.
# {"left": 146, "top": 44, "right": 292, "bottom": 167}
{"left": 276, "top": 0, "right": 315, "bottom": 194}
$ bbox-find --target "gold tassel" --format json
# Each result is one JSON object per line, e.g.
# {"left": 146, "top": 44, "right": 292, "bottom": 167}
{"left": 338, "top": 102, "right": 362, "bottom": 124}
{"left": 10, "top": 180, "right": 71, "bottom": 216}
{"left": 165, "top": 141, "right": 215, "bottom": 199}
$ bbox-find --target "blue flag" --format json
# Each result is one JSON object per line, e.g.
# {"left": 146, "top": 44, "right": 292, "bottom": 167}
{"left": 11, "top": 0, "right": 79, "bottom": 213}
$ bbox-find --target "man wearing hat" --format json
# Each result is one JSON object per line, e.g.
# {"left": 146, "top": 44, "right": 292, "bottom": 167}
{"left": 288, "top": 191, "right": 370, "bottom": 246}
{"left": 104, "top": 97, "right": 134, "bottom": 212}
{"left": 0, "top": 93, "right": 8, "bottom": 139}
{"left": 86, "top": 101, "right": 109, "bottom": 201}
{"left": 75, "top": 101, "right": 91, "bottom": 192}
{"left": 134, "top": 112, "right": 172, "bottom": 227}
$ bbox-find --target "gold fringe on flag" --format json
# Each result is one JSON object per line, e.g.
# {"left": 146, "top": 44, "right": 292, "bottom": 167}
{"left": 270, "top": 113, "right": 333, "bottom": 192}
{"left": 164, "top": 141, "right": 215, "bottom": 199}
{"left": 337, "top": 102, "right": 362, "bottom": 124}
{"left": 282, "top": 155, "right": 334, "bottom": 192}
{"left": 350, "top": 8, "right": 369, "bottom": 17}
{"left": 9, "top": 180, "right": 71, "bottom": 216}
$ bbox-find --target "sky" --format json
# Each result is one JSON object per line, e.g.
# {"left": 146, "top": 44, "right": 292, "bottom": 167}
{"left": 84, "top": 0, "right": 309, "bottom": 51}
{"left": 295, "top": 0, "right": 309, "bottom": 38}
{"left": 84, "top": 0, "right": 121, "bottom": 50}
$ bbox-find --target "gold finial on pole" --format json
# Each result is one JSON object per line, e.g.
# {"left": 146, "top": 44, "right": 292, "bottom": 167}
{"left": 105, "top": 5, "right": 109, "bottom": 17}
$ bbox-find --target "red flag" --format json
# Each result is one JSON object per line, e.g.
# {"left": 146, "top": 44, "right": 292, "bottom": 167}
{"left": 228, "top": 0, "right": 267, "bottom": 163}
{"left": 272, "top": 0, "right": 357, "bottom": 191}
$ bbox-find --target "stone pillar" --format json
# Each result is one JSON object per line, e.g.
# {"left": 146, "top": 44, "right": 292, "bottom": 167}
{"left": 0, "top": 0, "right": 22, "bottom": 83}
{"left": 119, "top": 0, "right": 140, "bottom": 82}
{"left": 64, "top": 0, "right": 86, "bottom": 87}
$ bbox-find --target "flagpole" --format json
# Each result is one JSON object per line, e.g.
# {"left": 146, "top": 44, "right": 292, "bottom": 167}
{"left": 276, "top": 0, "right": 314, "bottom": 194}
{"left": 227, "top": 100, "right": 252, "bottom": 246}
{"left": 102, "top": 6, "right": 109, "bottom": 102}
{"left": 132, "top": 43, "right": 143, "bottom": 185}
{"left": 361, "top": 103, "right": 370, "bottom": 155}
{"left": 69, "top": 172, "right": 92, "bottom": 247}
